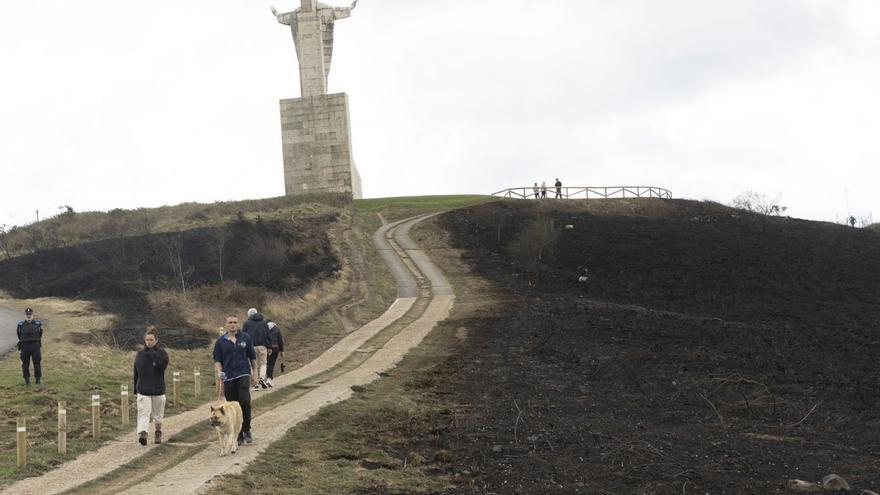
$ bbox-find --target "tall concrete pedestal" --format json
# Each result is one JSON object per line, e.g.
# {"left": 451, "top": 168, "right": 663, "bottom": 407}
{"left": 280, "top": 92, "right": 362, "bottom": 198}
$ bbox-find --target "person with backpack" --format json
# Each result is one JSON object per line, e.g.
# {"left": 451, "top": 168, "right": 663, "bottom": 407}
{"left": 265, "top": 321, "right": 285, "bottom": 387}
{"left": 16, "top": 308, "right": 44, "bottom": 386}
{"left": 133, "top": 326, "right": 169, "bottom": 445}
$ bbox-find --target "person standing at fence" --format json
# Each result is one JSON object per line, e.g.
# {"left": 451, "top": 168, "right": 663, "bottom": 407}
{"left": 133, "top": 326, "right": 169, "bottom": 445}
{"left": 541, "top": 181, "right": 547, "bottom": 199}
{"left": 555, "top": 178, "right": 563, "bottom": 199}
{"left": 242, "top": 308, "right": 271, "bottom": 390}
{"left": 532, "top": 182, "right": 540, "bottom": 199}
{"left": 214, "top": 314, "right": 257, "bottom": 445}
{"left": 265, "top": 321, "right": 285, "bottom": 387}
{"left": 16, "top": 308, "right": 43, "bottom": 386}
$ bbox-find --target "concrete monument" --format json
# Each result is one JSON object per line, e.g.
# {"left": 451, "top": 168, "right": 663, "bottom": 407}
{"left": 272, "top": 0, "right": 362, "bottom": 198}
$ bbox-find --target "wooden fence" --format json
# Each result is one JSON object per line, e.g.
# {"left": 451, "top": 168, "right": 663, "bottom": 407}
{"left": 493, "top": 186, "right": 672, "bottom": 200}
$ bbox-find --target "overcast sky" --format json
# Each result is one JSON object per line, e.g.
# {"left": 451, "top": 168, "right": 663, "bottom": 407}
{"left": 1, "top": 0, "right": 878, "bottom": 227}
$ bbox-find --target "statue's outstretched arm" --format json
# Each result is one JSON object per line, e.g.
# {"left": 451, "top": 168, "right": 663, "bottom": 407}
{"left": 271, "top": 6, "right": 293, "bottom": 25}
{"left": 334, "top": 5, "right": 354, "bottom": 20}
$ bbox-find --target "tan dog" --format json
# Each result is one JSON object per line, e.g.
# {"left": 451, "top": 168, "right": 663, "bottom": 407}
{"left": 210, "top": 401, "right": 243, "bottom": 456}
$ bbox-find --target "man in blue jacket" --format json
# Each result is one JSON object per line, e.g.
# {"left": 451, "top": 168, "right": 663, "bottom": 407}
{"left": 213, "top": 314, "right": 257, "bottom": 445}
{"left": 17, "top": 308, "right": 43, "bottom": 386}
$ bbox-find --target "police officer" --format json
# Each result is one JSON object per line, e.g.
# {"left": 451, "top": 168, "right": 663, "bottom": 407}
{"left": 17, "top": 308, "right": 43, "bottom": 386}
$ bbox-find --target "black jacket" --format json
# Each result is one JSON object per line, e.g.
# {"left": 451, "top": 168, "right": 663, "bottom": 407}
{"left": 17, "top": 320, "right": 43, "bottom": 345}
{"left": 133, "top": 345, "right": 169, "bottom": 396}
{"left": 242, "top": 313, "right": 270, "bottom": 347}
{"left": 268, "top": 325, "right": 285, "bottom": 352}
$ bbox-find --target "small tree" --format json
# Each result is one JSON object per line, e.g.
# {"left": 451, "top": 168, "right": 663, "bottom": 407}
{"left": 507, "top": 215, "right": 561, "bottom": 268}
{"left": 0, "top": 225, "right": 11, "bottom": 259}
{"left": 731, "top": 191, "right": 788, "bottom": 216}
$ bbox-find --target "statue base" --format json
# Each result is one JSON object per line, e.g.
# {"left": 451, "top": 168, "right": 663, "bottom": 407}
{"left": 280, "top": 92, "right": 362, "bottom": 199}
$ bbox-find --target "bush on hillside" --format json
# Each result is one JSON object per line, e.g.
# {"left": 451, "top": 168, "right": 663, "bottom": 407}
{"left": 731, "top": 190, "right": 787, "bottom": 216}
{"left": 507, "top": 215, "right": 560, "bottom": 271}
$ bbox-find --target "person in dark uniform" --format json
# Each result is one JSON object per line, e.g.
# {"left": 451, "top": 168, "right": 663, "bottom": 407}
{"left": 16, "top": 308, "right": 43, "bottom": 386}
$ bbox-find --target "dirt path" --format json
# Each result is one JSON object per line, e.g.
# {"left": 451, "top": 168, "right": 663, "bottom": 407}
{"left": 2, "top": 213, "right": 453, "bottom": 495}
{"left": 0, "top": 305, "right": 19, "bottom": 354}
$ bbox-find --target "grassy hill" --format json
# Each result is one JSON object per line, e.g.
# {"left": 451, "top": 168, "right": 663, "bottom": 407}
{"left": 0, "top": 193, "right": 497, "bottom": 486}
{"left": 6, "top": 194, "right": 875, "bottom": 493}
{"left": 0, "top": 195, "right": 352, "bottom": 348}
{"left": 0, "top": 194, "right": 358, "bottom": 482}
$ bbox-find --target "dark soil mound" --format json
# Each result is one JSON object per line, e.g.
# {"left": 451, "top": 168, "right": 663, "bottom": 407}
{"left": 411, "top": 199, "right": 880, "bottom": 493}
{"left": 0, "top": 216, "right": 339, "bottom": 349}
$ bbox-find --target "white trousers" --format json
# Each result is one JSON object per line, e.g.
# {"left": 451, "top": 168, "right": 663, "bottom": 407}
{"left": 254, "top": 346, "right": 268, "bottom": 381}
{"left": 136, "top": 394, "right": 166, "bottom": 433}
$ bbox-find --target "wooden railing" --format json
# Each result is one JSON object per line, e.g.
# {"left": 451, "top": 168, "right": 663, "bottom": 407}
{"left": 492, "top": 186, "right": 672, "bottom": 200}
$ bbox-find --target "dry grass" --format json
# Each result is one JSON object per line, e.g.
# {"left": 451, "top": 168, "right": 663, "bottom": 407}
{"left": 0, "top": 194, "right": 350, "bottom": 260}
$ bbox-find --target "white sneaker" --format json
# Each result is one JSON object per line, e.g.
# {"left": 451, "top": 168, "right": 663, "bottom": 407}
{"left": 252, "top": 385, "right": 261, "bottom": 391}
{"left": 266, "top": 378, "right": 274, "bottom": 388}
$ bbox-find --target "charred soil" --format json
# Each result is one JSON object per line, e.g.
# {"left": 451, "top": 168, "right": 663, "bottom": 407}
{"left": 377, "top": 199, "right": 880, "bottom": 494}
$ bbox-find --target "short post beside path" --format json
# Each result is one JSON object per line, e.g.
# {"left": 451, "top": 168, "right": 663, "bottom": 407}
{"left": 121, "top": 385, "right": 130, "bottom": 427}
{"left": 91, "top": 394, "right": 101, "bottom": 440}
{"left": 16, "top": 418, "right": 27, "bottom": 468}
{"left": 193, "top": 367, "right": 201, "bottom": 399}
{"left": 58, "top": 401, "right": 67, "bottom": 455}
{"left": 172, "top": 371, "right": 181, "bottom": 407}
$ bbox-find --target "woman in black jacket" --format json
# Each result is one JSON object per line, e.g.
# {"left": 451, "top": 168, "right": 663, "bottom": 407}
{"left": 133, "top": 326, "right": 169, "bottom": 445}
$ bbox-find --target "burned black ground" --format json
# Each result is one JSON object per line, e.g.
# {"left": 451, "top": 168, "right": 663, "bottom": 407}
{"left": 370, "top": 199, "right": 880, "bottom": 494}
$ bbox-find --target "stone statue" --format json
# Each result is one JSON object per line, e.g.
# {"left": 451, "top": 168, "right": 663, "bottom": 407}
{"left": 271, "top": 0, "right": 359, "bottom": 97}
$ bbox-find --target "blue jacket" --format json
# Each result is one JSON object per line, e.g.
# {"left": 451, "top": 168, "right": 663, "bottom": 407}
{"left": 212, "top": 331, "right": 256, "bottom": 383}
{"left": 242, "top": 313, "right": 270, "bottom": 347}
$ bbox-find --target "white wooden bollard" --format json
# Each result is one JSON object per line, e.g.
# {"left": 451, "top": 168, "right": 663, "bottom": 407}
{"left": 172, "top": 372, "right": 181, "bottom": 408}
{"left": 58, "top": 401, "right": 67, "bottom": 455}
{"left": 121, "top": 385, "right": 130, "bottom": 427}
{"left": 91, "top": 394, "right": 101, "bottom": 440}
{"left": 193, "top": 367, "right": 201, "bottom": 399}
{"left": 16, "top": 418, "right": 27, "bottom": 468}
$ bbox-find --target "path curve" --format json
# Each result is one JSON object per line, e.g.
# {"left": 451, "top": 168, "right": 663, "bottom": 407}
{"left": 0, "top": 305, "right": 20, "bottom": 355}
{"left": 2, "top": 213, "right": 452, "bottom": 495}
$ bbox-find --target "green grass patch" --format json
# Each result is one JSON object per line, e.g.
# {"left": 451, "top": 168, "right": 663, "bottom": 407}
{"left": 204, "top": 374, "right": 457, "bottom": 495}
{"left": 0, "top": 297, "right": 216, "bottom": 484}
{"left": 354, "top": 195, "right": 498, "bottom": 222}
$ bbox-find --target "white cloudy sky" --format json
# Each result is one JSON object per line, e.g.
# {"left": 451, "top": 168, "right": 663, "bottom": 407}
{"left": 1, "top": 0, "right": 878, "bottom": 226}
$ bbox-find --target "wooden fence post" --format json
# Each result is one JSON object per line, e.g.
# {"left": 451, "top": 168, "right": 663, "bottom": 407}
{"left": 121, "top": 385, "right": 130, "bottom": 427}
{"left": 172, "top": 372, "right": 181, "bottom": 407}
{"left": 58, "top": 401, "right": 67, "bottom": 455}
{"left": 193, "top": 367, "right": 201, "bottom": 399}
{"left": 91, "top": 394, "right": 101, "bottom": 440}
{"left": 16, "top": 418, "right": 27, "bottom": 468}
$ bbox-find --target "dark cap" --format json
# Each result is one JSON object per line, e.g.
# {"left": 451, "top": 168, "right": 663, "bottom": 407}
{"left": 24, "top": 308, "right": 33, "bottom": 315}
